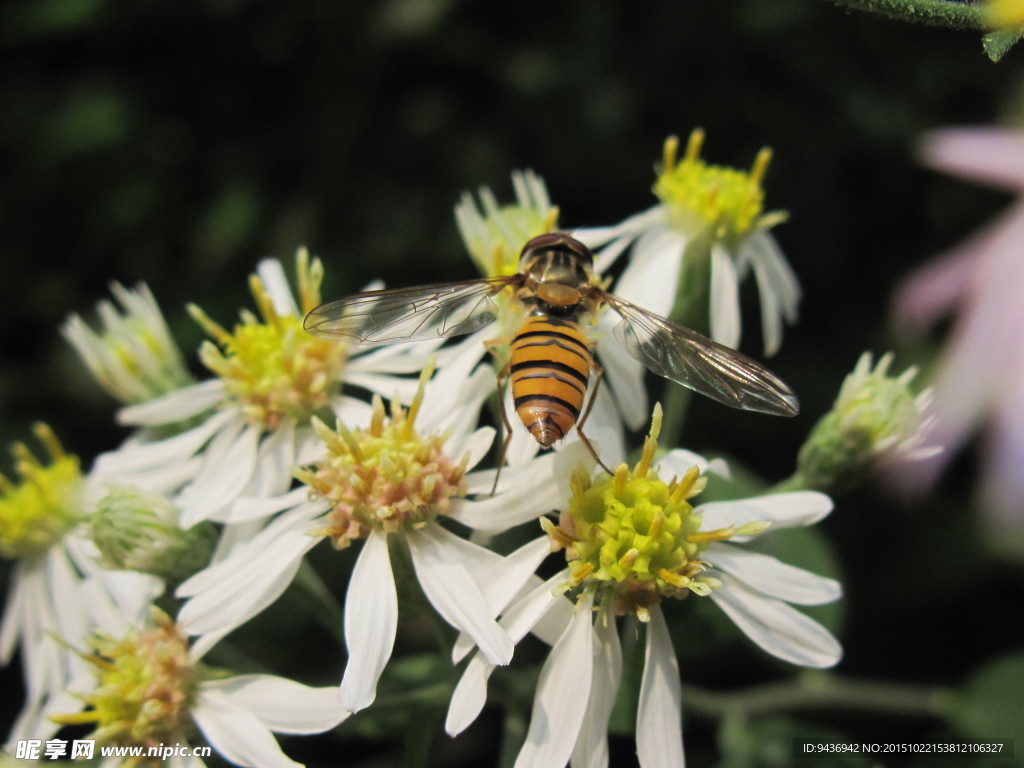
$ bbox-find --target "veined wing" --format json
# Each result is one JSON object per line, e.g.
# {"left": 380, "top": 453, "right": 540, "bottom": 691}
{"left": 603, "top": 293, "right": 799, "bottom": 416}
{"left": 304, "top": 276, "right": 520, "bottom": 345}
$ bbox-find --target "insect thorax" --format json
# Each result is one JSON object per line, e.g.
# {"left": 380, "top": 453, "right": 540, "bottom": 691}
{"left": 518, "top": 233, "right": 597, "bottom": 316}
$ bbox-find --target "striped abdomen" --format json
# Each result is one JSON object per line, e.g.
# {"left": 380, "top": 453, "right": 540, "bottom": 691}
{"left": 510, "top": 315, "right": 592, "bottom": 447}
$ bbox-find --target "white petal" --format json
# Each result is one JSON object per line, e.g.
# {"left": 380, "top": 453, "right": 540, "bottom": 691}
{"left": 227, "top": 488, "right": 312, "bottom": 524}
{"left": 118, "top": 379, "right": 226, "bottom": 426}
{"left": 80, "top": 570, "right": 164, "bottom": 636}
{"left": 574, "top": 205, "right": 665, "bottom": 254}
{"left": 45, "top": 545, "right": 92, "bottom": 654}
{"left": 176, "top": 512, "right": 319, "bottom": 636}
{"left": 201, "top": 675, "right": 348, "bottom": 733}
{"left": 445, "top": 652, "right": 496, "bottom": 736}
{"left": 613, "top": 225, "right": 685, "bottom": 316}
{"left": 654, "top": 448, "right": 715, "bottom": 479}
{"left": 697, "top": 491, "right": 833, "bottom": 535}
{"left": 506, "top": 568, "right": 574, "bottom": 647}
{"left": 92, "top": 408, "right": 234, "bottom": 476}
{"left": 420, "top": 364, "right": 493, "bottom": 438}
{"left": 595, "top": 312, "right": 648, "bottom": 431}
{"left": 245, "top": 420, "right": 297, "bottom": 499}
{"left": 256, "top": 259, "right": 298, "bottom": 317}
{"left": 339, "top": 530, "right": 398, "bottom": 712}
{"left": 411, "top": 523, "right": 504, "bottom": 587}
{"left": 575, "top": 385, "right": 626, "bottom": 468}
{"left": 346, "top": 334, "right": 445, "bottom": 373}
{"left": 454, "top": 442, "right": 587, "bottom": 531}
{"left": 572, "top": 613, "right": 622, "bottom": 768}
{"left": 749, "top": 233, "right": 800, "bottom": 356}
{"left": 0, "top": 563, "right": 25, "bottom": 663}
{"left": 342, "top": 372, "right": 424, "bottom": 404}
{"left": 406, "top": 528, "right": 513, "bottom": 666}
{"left": 706, "top": 543, "right": 842, "bottom": 605}
{"left": 451, "top": 536, "right": 553, "bottom": 663}
{"left": 710, "top": 575, "right": 842, "bottom": 668}
{"left": 750, "top": 246, "right": 782, "bottom": 357}
{"left": 448, "top": 426, "right": 496, "bottom": 475}
{"left": 178, "top": 423, "right": 261, "bottom": 525}
{"left": 515, "top": 592, "right": 595, "bottom": 768}
{"left": 192, "top": 690, "right": 302, "bottom": 768}
{"left": 710, "top": 245, "right": 741, "bottom": 349}
{"left": 636, "top": 605, "right": 685, "bottom": 768}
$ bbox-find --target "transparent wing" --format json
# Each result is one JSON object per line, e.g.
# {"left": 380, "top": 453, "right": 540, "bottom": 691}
{"left": 604, "top": 293, "right": 799, "bottom": 416}
{"left": 303, "top": 276, "right": 519, "bottom": 345}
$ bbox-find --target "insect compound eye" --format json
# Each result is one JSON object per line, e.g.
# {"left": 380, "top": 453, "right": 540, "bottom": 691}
{"left": 521, "top": 232, "right": 564, "bottom": 256}
{"left": 520, "top": 232, "right": 594, "bottom": 268}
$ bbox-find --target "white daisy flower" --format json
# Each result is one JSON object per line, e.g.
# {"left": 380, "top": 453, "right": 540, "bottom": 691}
{"left": 62, "top": 281, "right": 194, "bottom": 406}
{"left": 575, "top": 130, "right": 800, "bottom": 357}
{"left": 91, "top": 249, "right": 439, "bottom": 526}
{"left": 1, "top": 424, "right": 163, "bottom": 746}
{"left": 176, "top": 359, "right": 588, "bottom": 715}
{"left": 44, "top": 582, "right": 348, "bottom": 768}
{"left": 446, "top": 405, "right": 841, "bottom": 767}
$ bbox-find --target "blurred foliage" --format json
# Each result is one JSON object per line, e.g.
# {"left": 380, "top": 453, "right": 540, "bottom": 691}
{"left": 2, "top": 1, "right": 1024, "bottom": 766}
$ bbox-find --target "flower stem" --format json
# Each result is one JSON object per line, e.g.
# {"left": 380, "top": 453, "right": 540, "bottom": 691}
{"left": 662, "top": 236, "right": 713, "bottom": 441}
{"left": 293, "top": 560, "right": 344, "bottom": 644}
{"left": 823, "top": 0, "right": 985, "bottom": 29}
{"left": 387, "top": 534, "right": 458, "bottom": 655}
{"left": 684, "top": 671, "right": 952, "bottom": 720}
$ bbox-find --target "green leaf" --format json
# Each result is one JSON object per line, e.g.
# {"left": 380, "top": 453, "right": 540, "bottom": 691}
{"left": 982, "top": 28, "right": 1024, "bottom": 61}
{"left": 952, "top": 652, "right": 1024, "bottom": 746}
{"left": 718, "top": 716, "right": 875, "bottom": 768}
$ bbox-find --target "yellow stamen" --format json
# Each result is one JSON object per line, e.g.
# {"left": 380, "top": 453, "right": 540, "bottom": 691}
{"left": 542, "top": 206, "right": 560, "bottom": 233}
{"left": 186, "top": 304, "right": 232, "bottom": 345}
{"left": 658, "top": 569, "right": 689, "bottom": 589}
{"left": 687, "top": 526, "right": 737, "bottom": 543}
{"left": 249, "top": 273, "right": 282, "bottom": 333}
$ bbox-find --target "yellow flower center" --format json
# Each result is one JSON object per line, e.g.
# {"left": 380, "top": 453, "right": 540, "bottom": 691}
{"left": 455, "top": 170, "right": 560, "bottom": 277}
{"left": 188, "top": 248, "right": 347, "bottom": 429}
{"left": 52, "top": 609, "right": 197, "bottom": 764}
{"left": 295, "top": 360, "right": 468, "bottom": 549}
{"left": 654, "top": 129, "right": 783, "bottom": 248}
{"left": 987, "top": 0, "right": 1024, "bottom": 28}
{"left": 544, "top": 405, "right": 762, "bottom": 621}
{"left": 0, "top": 424, "right": 83, "bottom": 561}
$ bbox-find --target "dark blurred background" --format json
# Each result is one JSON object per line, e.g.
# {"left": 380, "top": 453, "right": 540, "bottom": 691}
{"left": 2, "top": 1, "right": 1022, "bottom": 766}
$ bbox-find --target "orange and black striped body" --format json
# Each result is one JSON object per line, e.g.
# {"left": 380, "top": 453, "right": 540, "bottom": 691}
{"left": 509, "top": 314, "right": 593, "bottom": 447}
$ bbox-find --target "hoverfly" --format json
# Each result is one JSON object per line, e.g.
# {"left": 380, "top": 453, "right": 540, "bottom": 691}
{"left": 304, "top": 232, "right": 798, "bottom": 472}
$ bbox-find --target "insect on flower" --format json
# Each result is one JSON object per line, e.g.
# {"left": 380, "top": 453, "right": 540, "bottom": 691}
{"left": 304, "top": 233, "right": 798, "bottom": 471}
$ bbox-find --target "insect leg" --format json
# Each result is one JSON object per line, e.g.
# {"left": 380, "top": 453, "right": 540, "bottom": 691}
{"left": 576, "top": 361, "right": 614, "bottom": 476}
{"left": 491, "top": 359, "right": 515, "bottom": 496}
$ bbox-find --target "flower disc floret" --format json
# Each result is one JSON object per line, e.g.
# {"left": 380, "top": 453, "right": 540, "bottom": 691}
{"left": 544, "top": 405, "right": 748, "bottom": 620}
{"left": 188, "top": 249, "right": 347, "bottom": 429}
{"left": 455, "top": 170, "right": 560, "bottom": 277}
{"left": 296, "top": 363, "right": 468, "bottom": 549}
{"left": 55, "top": 609, "right": 197, "bottom": 759}
{"left": 654, "top": 130, "right": 783, "bottom": 249}
{"left": 0, "top": 424, "right": 83, "bottom": 560}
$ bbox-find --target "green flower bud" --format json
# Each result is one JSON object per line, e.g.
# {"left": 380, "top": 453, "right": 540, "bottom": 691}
{"left": 91, "top": 486, "right": 216, "bottom": 584}
{"left": 797, "top": 352, "right": 938, "bottom": 493}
